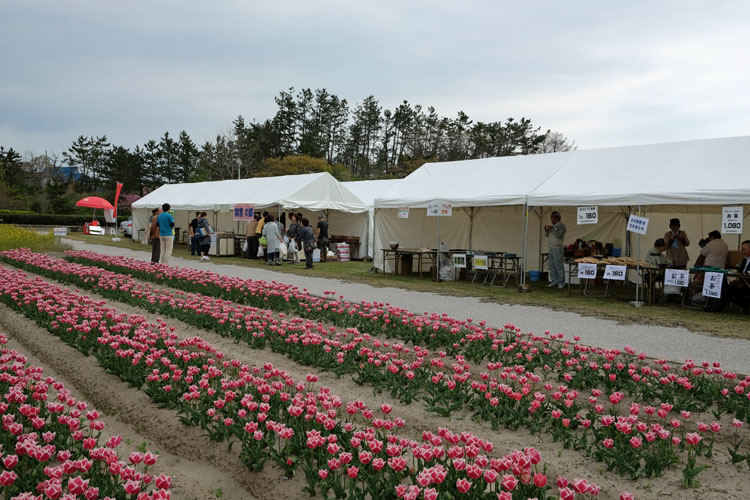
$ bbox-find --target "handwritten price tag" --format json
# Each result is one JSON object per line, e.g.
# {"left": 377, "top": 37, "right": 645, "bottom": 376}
{"left": 702, "top": 272, "right": 724, "bottom": 298}
{"left": 603, "top": 265, "right": 627, "bottom": 281}
{"left": 664, "top": 269, "right": 689, "bottom": 287}
{"left": 577, "top": 263, "right": 598, "bottom": 279}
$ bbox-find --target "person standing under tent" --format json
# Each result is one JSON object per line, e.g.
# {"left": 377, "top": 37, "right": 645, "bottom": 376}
{"left": 286, "top": 212, "right": 300, "bottom": 264}
{"left": 297, "top": 217, "right": 315, "bottom": 269}
{"left": 198, "top": 211, "right": 212, "bottom": 262}
{"left": 148, "top": 207, "right": 161, "bottom": 264}
{"left": 156, "top": 203, "right": 175, "bottom": 266}
{"left": 664, "top": 218, "right": 690, "bottom": 268}
{"left": 255, "top": 211, "right": 268, "bottom": 260}
{"left": 189, "top": 211, "right": 200, "bottom": 256}
{"left": 544, "top": 211, "right": 567, "bottom": 289}
{"left": 262, "top": 214, "right": 283, "bottom": 265}
{"left": 245, "top": 213, "right": 259, "bottom": 259}
{"left": 316, "top": 213, "right": 329, "bottom": 262}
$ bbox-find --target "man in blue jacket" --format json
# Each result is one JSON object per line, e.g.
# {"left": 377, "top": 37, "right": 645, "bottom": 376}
{"left": 157, "top": 203, "right": 175, "bottom": 265}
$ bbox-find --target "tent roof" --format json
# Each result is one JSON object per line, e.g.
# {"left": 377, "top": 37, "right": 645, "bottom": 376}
{"left": 343, "top": 179, "right": 400, "bottom": 207}
{"left": 373, "top": 135, "right": 750, "bottom": 209}
{"left": 132, "top": 172, "right": 368, "bottom": 213}
{"left": 373, "top": 154, "right": 573, "bottom": 208}
{"left": 527, "top": 135, "right": 750, "bottom": 206}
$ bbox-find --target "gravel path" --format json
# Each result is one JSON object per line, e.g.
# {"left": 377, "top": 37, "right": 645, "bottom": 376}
{"left": 65, "top": 239, "right": 750, "bottom": 374}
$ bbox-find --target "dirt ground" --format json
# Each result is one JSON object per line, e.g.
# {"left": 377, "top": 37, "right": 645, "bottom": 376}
{"left": 1, "top": 266, "right": 748, "bottom": 500}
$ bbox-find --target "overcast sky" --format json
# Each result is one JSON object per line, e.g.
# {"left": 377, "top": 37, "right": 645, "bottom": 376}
{"left": 3, "top": 1, "right": 749, "bottom": 157}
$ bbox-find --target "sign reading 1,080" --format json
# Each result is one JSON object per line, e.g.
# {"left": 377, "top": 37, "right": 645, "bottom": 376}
{"left": 722, "top": 206, "right": 743, "bottom": 234}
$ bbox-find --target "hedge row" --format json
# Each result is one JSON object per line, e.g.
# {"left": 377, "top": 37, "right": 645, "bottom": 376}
{"left": 0, "top": 211, "right": 129, "bottom": 226}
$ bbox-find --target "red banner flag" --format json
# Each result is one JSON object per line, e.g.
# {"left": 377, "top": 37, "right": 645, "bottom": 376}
{"left": 113, "top": 182, "right": 123, "bottom": 218}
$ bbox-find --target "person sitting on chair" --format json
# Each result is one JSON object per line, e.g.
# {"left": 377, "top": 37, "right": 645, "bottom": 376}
{"left": 728, "top": 240, "right": 750, "bottom": 311}
{"left": 645, "top": 238, "right": 672, "bottom": 267}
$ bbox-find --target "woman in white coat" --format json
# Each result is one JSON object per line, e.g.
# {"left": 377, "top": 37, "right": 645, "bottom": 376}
{"left": 262, "top": 214, "right": 283, "bottom": 265}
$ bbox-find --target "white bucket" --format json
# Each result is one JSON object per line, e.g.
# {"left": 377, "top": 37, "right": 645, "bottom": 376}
{"left": 336, "top": 243, "right": 350, "bottom": 262}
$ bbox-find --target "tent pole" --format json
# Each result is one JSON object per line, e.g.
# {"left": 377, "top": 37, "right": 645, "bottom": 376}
{"left": 521, "top": 202, "right": 529, "bottom": 287}
{"left": 631, "top": 205, "right": 644, "bottom": 307}
{"left": 370, "top": 208, "right": 378, "bottom": 272}
{"left": 436, "top": 212, "right": 441, "bottom": 281}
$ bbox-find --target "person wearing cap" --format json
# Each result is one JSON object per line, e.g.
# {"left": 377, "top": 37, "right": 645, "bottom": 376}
{"left": 664, "top": 218, "right": 690, "bottom": 268}
{"left": 316, "top": 213, "right": 329, "bottom": 263}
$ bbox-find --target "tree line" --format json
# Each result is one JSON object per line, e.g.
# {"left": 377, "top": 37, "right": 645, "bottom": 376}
{"left": 1, "top": 87, "right": 574, "bottom": 211}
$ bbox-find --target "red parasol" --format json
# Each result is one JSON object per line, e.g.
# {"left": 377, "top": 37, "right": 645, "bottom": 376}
{"left": 76, "top": 196, "right": 114, "bottom": 210}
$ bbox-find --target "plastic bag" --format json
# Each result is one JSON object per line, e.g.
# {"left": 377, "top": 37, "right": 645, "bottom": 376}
{"left": 279, "top": 242, "right": 288, "bottom": 259}
{"left": 242, "top": 239, "right": 248, "bottom": 253}
{"left": 257, "top": 246, "right": 265, "bottom": 258}
{"left": 438, "top": 254, "right": 455, "bottom": 281}
{"left": 259, "top": 235, "right": 268, "bottom": 246}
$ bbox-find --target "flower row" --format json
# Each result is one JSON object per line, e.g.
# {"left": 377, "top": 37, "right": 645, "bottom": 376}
{"left": 0, "top": 263, "right": 611, "bottom": 499}
{"left": 4, "top": 251, "right": 749, "bottom": 484}
{"left": 60, "top": 249, "right": 750, "bottom": 422}
{"left": 0, "top": 333, "right": 172, "bottom": 500}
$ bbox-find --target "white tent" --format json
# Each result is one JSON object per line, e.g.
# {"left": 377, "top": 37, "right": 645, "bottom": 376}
{"left": 342, "top": 180, "right": 400, "bottom": 259}
{"left": 373, "top": 136, "right": 750, "bottom": 274}
{"left": 131, "top": 173, "right": 368, "bottom": 246}
{"left": 372, "top": 155, "right": 573, "bottom": 271}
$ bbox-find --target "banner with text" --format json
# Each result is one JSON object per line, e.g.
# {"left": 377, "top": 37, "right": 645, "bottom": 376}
{"left": 233, "top": 204, "right": 255, "bottom": 221}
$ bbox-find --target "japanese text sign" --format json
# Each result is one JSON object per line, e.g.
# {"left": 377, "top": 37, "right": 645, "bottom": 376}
{"left": 427, "top": 203, "right": 452, "bottom": 216}
{"left": 233, "top": 204, "right": 255, "bottom": 221}
{"left": 473, "top": 255, "right": 488, "bottom": 270}
{"left": 53, "top": 227, "right": 67, "bottom": 237}
{"left": 452, "top": 254, "right": 467, "bottom": 269}
{"left": 664, "top": 269, "right": 689, "bottom": 288}
{"left": 603, "top": 265, "right": 627, "bottom": 280}
{"left": 626, "top": 214, "right": 649, "bottom": 235}
{"left": 577, "top": 263, "right": 598, "bottom": 279}
{"left": 397, "top": 207, "right": 409, "bottom": 219}
{"left": 577, "top": 206, "right": 598, "bottom": 225}
{"left": 702, "top": 272, "right": 723, "bottom": 298}
{"left": 722, "top": 206, "right": 743, "bottom": 234}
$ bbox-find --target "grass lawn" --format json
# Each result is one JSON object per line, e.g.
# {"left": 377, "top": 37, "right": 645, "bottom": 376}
{"left": 64, "top": 232, "right": 750, "bottom": 340}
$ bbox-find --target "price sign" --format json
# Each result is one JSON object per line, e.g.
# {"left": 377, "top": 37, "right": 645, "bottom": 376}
{"left": 626, "top": 214, "right": 649, "bottom": 235}
{"left": 664, "top": 269, "right": 689, "bottom": 288}
{"left": 53, "top": 227, "right": 67, "bottom": 237}
{"left": 577, "top": 206, "right": 598, "bottom": 225}
{"left": 233, "top": 204, "right": 255, "bottom": 220}
{"left": 722, "top": 206, "right": 743, "bottom": 234}
{"left": 427, "top": 203, "right": 452, "bottom": 216}
{"left": 397, "top": 207, "right": 409, "bottom": 219}
{"left": 473, "top": 255, "right": 488, "bottom": 270}
{"left": 452, "top": 254, "right": 467, "bottom": 268}
{"left": 702, "top": 272, "right": 724, "bottom": 298}
{"left": 577, "top": 263, "right": 598, "bottom": 279}
{"left": 603, "top": 265, "right": 627, "bottom": 280}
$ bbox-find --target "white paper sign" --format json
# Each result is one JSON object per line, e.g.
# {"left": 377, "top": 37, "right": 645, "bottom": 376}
{"left": 577, "top": 263, "right": 598, "bottom": 279}
{"left": 664, "top": 269, "right": 689, "bottom": 288}
{"left": 473, "top": 255, "right": 488, "bottom": 270}
{"left": 452, "top": 254, "right": 467, "bottom": 269}
{"left": 210, "top": 233, "right": 217, "bottom": 249}
{"left": 397, "top": 207, "right": 409, "bottom": 219}
{"left": 427, "top": 203, "right": 452, "bottom": 217}
{"left": 702, "top": 272, "right": 724, "bottom": 298}
{"left": 626, "top": 214, "right": 649, "bottom": 235}
{"left": 577, "top": 206, "right": 598, "bottom": 225}
{"left": 722, "top": 206, "right": 743, "bottom": 234}
{"left": 603, "top": 265, "right": 627, "bottom": 280}
{"left": 53, "top": 227, "right": 67, "bottom": 237}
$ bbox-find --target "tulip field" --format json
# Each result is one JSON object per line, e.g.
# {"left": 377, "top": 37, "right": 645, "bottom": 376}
{"left": 0, "top": 248, "right": 748, "bottom": 499}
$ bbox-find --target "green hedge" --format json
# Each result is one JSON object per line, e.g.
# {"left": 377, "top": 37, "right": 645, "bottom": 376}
{"left": 0, "top": 211, "right": 129, "bottom": 226}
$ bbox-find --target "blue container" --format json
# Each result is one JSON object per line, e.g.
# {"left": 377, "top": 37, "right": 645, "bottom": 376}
{"left": 529, "top": 270, "right": 541, "bottom": 282}
{"left": 612, "top": 248, "right": 622, "bottom": 257}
